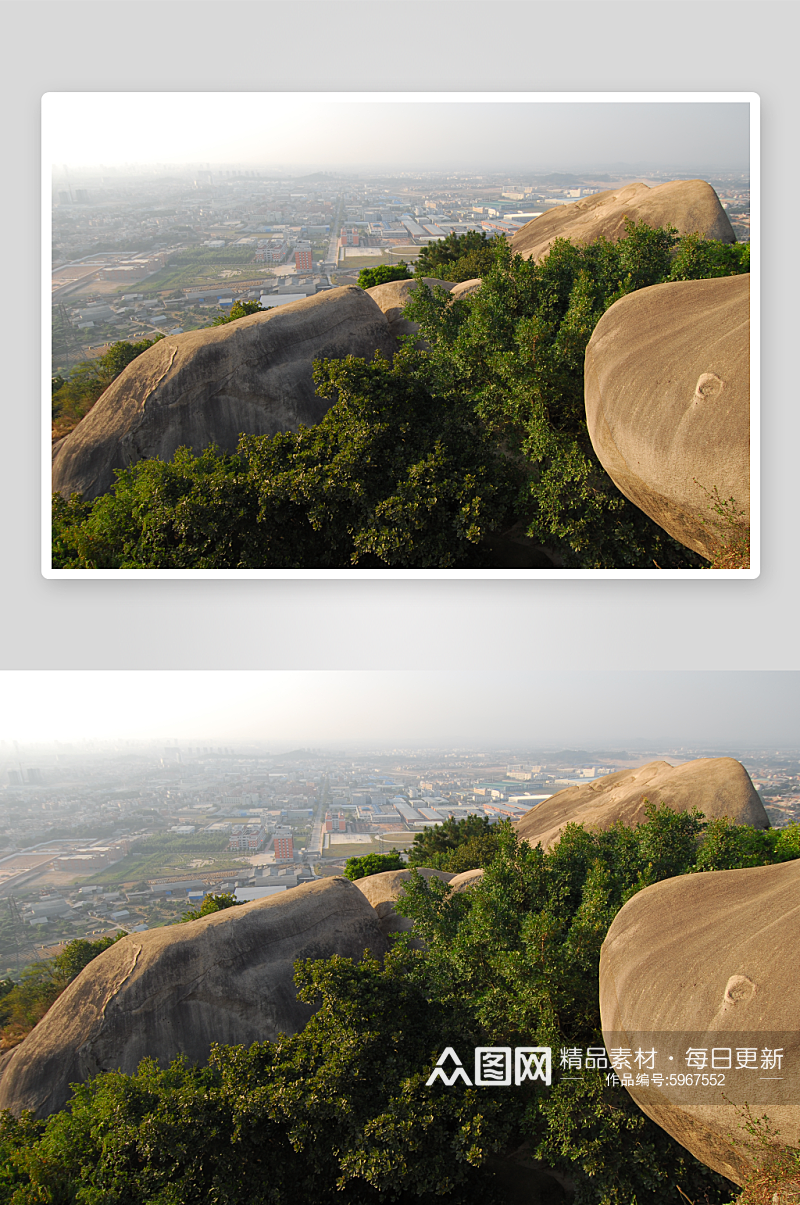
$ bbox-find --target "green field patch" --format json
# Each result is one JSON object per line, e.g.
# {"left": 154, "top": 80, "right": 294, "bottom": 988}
{"left": 73, "top": 833, "right": 238, "bottom": 887}
{"left": 121, "top": 247, "right": 262, "bottom": 297}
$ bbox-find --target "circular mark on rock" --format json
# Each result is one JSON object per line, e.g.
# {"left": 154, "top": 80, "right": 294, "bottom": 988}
{"left": 723, "top": 973, "right": 755, "bottom": 1008}
{"left": 694, "top": 372, "right": 724, "bottom": 403}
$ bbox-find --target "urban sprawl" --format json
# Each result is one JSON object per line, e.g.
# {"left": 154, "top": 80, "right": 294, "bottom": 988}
{"left": 0, "top": 738, "right": 791, "bottom": 978}
{"left": 51, "top": 164, "right": 750, "bottom": 371}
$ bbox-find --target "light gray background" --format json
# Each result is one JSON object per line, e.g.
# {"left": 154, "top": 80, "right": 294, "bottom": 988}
{"left": 6, "top": 1, "right": 795, "bottom": 670}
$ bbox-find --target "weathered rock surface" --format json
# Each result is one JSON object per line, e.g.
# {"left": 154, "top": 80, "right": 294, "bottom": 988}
{"left": 449, "top": 278, "right": 483, "bottom": 299}
{"left": 510, "top": 179, "right": 735, "bottom": 263}
{"left": 516, "top": 758, "right": 767, "bottom": 852}
{"left": 366, "top": 277, "right": 456, "bottom": 341}
{"left": 599, "top": 859, "right": 800, "bottom": 1185}
{"left": 584, "top": 273, "right": 750, "bottom": 560}
{"left": 0, "top": 877, "right": 387, "bottom": 1118}
{"left": 352, "top": 868, "right": 453, "bottom": 938}
{"left": 52, "top": 286, "right": 399, "bottom": 501}
{"left": 447, "top": 868, "right": 485, "bottom": 892}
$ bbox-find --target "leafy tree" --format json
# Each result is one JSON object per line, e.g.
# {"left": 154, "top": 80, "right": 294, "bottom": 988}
{"left": 342, "top": 850, "right": 404, "bottom": 880}
{"left": 0, "top": 934, "right": 122, "bottom": 1045}
{"left": 211, "top": 299, "right": 264, "bottom": 325}
{"left": 181, "top": 892, "right": 242, "bottom": 922}
{"left": 52, "top": 349, "right": 518, "bottom": 569}
{"left": 668, "top": 234, "right": 749, "bottom": 281}
{"left": 357, "top": 262, "right": 412, "bottom": 288}
{"left": 693, "top": 815, "right": 800, "bottom": 871}
{"left": 52, "top": 337, "right": 164, "bottom": 441}
{"left": 403, "top": 221, "right": 749, "bottom": 568}
{"left": 52, "top": 446, "right": 265, "bottom": 570}
{"left": 416, "top": 231, "right": 503, "bottom": 283}
{"left": 406, "top": 814, "right": 500, "bottom": 872}
{"left": 49, "top": 934, "right": 122, "bottom": 983}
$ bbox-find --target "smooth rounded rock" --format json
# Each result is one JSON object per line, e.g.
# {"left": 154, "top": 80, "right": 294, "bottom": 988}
{"left": 449, "top": 278, "right": 483, "bottom": 299}
{"left": 447, "top": 868, "right": 485, "bottom": 892}
{"left": 0, "top": 877, "right": 387, "bottom": 1118}
{"left": 352, "top": 868, "right": 454, "bottom": 937}
{"left": 53, "top": 287, "right": 398, "bottom": 501}
{"left": 584, "top": 273, "right": 750, "bottom": 560}
{"left": 510, "top": 180, "right": 735, "bottom": 264}
{"left": 366, "top": 277, "right": 455, "bottom": 341}
{"left": 516, "top": 758, "right": 767, "bottom": 852}
{"left": 599, "top": 860, "right": 800, "bottom": 1185}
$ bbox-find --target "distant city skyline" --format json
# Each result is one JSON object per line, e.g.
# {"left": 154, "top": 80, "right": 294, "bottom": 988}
{"left": 0, "top": 671, "right": 794, "bottom": 747}
{"left": 43, "top": 93, "right": 752, "bottom": 176}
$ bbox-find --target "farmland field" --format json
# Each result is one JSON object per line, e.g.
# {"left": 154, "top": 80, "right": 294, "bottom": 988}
{"left": 72, "top": 833, "right": 246, "bottom": 888}
{"left": 119, "top": 247, "right": 269, "bottom": 297}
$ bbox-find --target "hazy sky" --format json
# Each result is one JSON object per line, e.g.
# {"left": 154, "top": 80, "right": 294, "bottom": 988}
{"left": 0, "top": 672, "right": 794, "bottom": 748}
{"left": 43, "top": 93, "right": 751, "bottom": 175}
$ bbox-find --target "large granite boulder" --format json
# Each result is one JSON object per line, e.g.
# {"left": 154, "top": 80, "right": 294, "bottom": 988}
{"left": 0, "top": 877, "right": 387, "bottom": 1119}
{"left": 366, "top": 277, "right": 456, "bottom": 341}
{"left": 584, "top": 273, "right": 750, "bottom": 560}
{"left": 52, "top": 286, "right": 398, "bottom": 501}
{"left": 516, "top": 758, "right": 767, "bottom": 852}
{"left": 510, "top": 180, "right": 735, "bottom": 263}
{"left": 447, "top": 868, "right": 485, "bottom": 892}
{"left": 599, "top": 859, "right": 800, "bottom": 1185}
{"left": 352, "top": 868, "right": 454, "bottom": 938}
{"left": 449, "top": 278, "right": 483, "bottom": 300}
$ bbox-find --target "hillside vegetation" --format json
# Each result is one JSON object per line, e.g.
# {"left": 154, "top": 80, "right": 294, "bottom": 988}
{"left": 0, "top": 809, "right": 793, "bottom": 1204}
{"left": 0, "top": 935, "right": 121, "bottom": 1050}
{"left": 52, "top": 337, "right": 163, "bottom": 442}
{"left": 52, "top": 225, "right": 749, "bottom": 569}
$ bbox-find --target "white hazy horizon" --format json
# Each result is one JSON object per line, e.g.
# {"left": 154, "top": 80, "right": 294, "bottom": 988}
{"left": 43, "top": 94, "right": 751, "bottom": 175}
{"left": 0, "top": 671, "right": 794, "bottom": 748}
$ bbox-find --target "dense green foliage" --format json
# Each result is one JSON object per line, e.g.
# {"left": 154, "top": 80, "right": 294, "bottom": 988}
{"left": 415, "top": 231, "right": 503, "bottom": 283}
{"left": 0, "top": 809, "right": 792, "bottom": 1203}
{"left": 406, "top": 814, "right": 501, "bottom": 873}
{"left": 52, "top": 337, "right": 163, "bottom": 439}
{"left": 52, "top": 350, "right": 517, "bottom": 568}
{"left": 51, "top": 223, "right": 749, "bottom": 570}
{"left": 342, "top": 850, "right": 404, "bottom": 880}
{"left": 357, "top": 262, "right": 412, "bottom": 289}
{"left": 0, "top": 935, "right": 121, "bottom": 1043}
{"left": 403, "top": 222, "right": 749, "bottom": 568}
{"left": 180, "top": 892, "right": 242, "bottom": 922}
{"left": 211, "top": 300, "right": 264, "bottom": 325}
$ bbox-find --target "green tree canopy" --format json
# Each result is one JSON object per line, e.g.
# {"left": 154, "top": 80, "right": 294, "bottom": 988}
{"left": 342, "top": 850, "right": 404, "bottom": 880}
{"left": 357, "top": 262, "right": 412, "bottom": 288}
{"left": 211, "top": 300, "right": 264, "bottom": 325}
{"left": 403, "top": 221, "right": 749, "bottom": 568}
{"left": 180, "top": 892, "right": 242, "bottom": 922}
{"left": 0, "top": 934, "right": 123, "bottom": 1043}
{"left": 52, "top": 338, "right": 164, "bottom": 440}
{"left": 415, "top": 231, "right": 503, "bottom": 282}
{"left": 52, "top": 348, "right": 518, "bottom": 569}
{"left": 406, "top": 814, "right": 501, "bottom": 872}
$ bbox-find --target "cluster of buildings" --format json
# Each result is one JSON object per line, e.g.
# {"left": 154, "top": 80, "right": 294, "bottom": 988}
{"left": 0, "top": 738, "right": 786, "bottom": 970}
{"left": 51, "top": 166, "right": 750, "bottom": 368}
